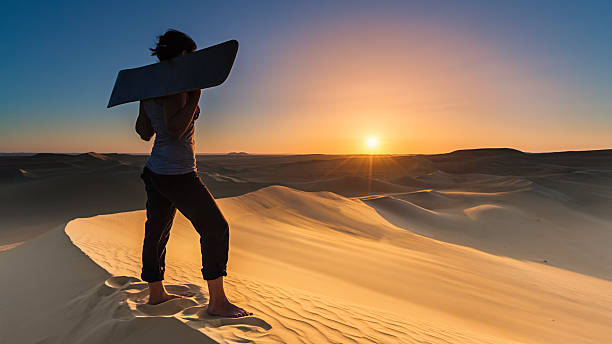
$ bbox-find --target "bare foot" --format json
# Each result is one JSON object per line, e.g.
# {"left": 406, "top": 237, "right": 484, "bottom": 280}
{"left": 207, "top": 300, "right": 252, "bottom": 317}
{"left": 147, "top": 293, "right": 183, "bottom": 305}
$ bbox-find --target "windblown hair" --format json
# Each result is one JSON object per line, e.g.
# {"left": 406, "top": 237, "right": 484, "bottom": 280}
{"left": 150, "top": 29, "right": 197, "bottom": 61}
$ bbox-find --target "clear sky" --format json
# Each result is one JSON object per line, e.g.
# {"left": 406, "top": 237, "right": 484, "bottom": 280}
{"left": 1, "top": 1, "right": 611, "bottom": 154}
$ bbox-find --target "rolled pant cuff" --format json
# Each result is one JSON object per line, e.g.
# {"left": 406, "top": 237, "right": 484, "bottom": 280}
{"left": 202, "top": 268, "right": 227, "bottom": 281}
{"left": 141, "top": 271, "right": 164, "bottom": 283}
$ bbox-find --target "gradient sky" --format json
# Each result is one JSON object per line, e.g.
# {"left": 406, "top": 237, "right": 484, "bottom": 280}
{"left": 1, "top": 1, "right": 611, "bottom": 154}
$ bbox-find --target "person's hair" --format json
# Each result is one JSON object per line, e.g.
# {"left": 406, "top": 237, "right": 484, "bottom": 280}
{"left": 150, "top": 29, "right": 197, "bottom": 61}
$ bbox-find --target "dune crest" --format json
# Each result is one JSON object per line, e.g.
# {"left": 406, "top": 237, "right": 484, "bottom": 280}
{"left": 57, "top": 185, "right": 612, "bottom": 343}
{"left": 2, "top": 184, "right": 611, "bottom": 343}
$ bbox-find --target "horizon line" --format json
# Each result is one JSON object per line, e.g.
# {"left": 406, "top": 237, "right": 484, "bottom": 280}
{"left": 2, "top": 147, "right": 612, "bottom": 156}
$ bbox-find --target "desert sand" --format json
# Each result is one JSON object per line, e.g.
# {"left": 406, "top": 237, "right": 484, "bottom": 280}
{"left": 1, "top": 149, "right": 612, "bottom": 343}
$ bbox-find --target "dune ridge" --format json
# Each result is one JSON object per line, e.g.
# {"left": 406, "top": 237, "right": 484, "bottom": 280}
{"left": 362, "top": 179, "right": 612, "bottom": 279}
{"left": 43, "top": 186, "right": 612, "bottom": 343}
{"left": 1, "top": 219, "right": 509, "bottom": 344}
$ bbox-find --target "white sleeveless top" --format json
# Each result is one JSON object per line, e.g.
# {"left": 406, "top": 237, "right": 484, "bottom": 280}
{"left": 143, "top": 98, "right": 197, "bottom": 175}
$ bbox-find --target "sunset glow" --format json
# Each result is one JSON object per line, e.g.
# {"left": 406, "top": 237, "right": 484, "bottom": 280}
{"left": 366, "top": 137, "right": 378, "bottom": 150}
{"left": 1, "top": 2, "right": 611, "bottom": 154}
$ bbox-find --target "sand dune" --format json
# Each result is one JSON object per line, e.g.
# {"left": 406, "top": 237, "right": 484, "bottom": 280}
{"left": 1, "top": 150, "right": 612, "bottom": 343}
{"left": 0, "top": 227, "right": 220, "bottom": 343}
{"left": 363, "top": 184, "right": 612, "bottom": 280}
{"left": 1, "top": 186, "right": 608, "bottom": 343}
{"left": 288, "top": 175, "right": 416, "bottom": 196}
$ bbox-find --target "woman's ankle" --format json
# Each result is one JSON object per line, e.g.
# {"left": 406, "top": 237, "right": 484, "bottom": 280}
{"left": 209, "top": 293, "right": 229, "bottom": 305}
{"left": 206, "top": 277, "right": 229, "bottom": 305}
{"left": 148, "top": 281, "right": 166, "bottom": 297}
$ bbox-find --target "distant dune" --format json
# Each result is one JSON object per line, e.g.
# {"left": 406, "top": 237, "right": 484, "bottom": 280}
{"left": 289, "top": 175, "right": 416, "bottom": 196}
{"left": 226, "top": 151, "right": 249, "bottom": 156}
{"left": 362, "top": 173, "right": 612, "bottom": 280}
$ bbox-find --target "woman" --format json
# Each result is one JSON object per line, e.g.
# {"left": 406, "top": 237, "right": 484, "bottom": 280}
{"left": 135, "top": 29, "right": 251, "bottom": 318}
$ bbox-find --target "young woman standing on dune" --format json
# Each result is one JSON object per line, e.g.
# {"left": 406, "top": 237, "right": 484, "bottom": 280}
{"left": 134, "top": 29, "right": 251, "bottom": 318}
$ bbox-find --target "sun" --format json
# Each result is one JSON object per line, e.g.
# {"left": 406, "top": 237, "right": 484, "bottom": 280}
{"left": 366, "top": 137, "right": 378, "bottom": 149}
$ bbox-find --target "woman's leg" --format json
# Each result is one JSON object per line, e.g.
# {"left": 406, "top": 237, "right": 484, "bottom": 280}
{"left": 153, "top": 171, "right": 251, "bottom": 317}
{"left": 140, "top": 168, "right": 181, "bottom": 304}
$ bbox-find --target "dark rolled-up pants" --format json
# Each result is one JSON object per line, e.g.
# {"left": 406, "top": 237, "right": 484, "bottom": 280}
{"left": 139, "top": 166, "right": 229, "bottom": 282}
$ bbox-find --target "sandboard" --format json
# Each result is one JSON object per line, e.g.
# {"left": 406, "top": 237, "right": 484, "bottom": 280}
{"left": 107, "top": 39, "right": 238, "bottom": 108}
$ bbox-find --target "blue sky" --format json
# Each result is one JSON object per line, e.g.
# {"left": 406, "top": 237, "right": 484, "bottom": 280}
{"left": 1, "top": 1, "right": 610, "bottom": 153}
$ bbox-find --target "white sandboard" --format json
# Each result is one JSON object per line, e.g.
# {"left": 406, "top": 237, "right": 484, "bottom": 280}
{"left": 107, "top": 40, "right": 238, "bottom": 108}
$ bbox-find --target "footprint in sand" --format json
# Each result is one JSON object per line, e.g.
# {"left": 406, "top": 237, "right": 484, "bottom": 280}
{"left": 105, "top": 275, "right": 141, "bottom": 288}
{"left": 165, "top": 283, "right": 199, "bottom": 298}
{"left": 104, "top": 276, "right": 271, "bottom": 334}
{"left": 135, "top": 297, "right": 200, "bottom": 316}
{"left": 181, "top": 305, "right": 272, "bottom": 330}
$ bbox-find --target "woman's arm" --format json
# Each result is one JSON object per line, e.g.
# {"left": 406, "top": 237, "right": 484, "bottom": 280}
{"left": 161, "top": 90, "right": 200, "bottom": 140}
{"left": 135, "top": 101, "right": 155, "bottom": 141}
